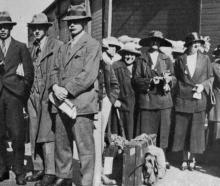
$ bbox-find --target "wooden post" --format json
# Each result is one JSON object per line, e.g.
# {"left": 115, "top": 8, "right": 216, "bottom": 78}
{"left": 107, "top": 0, "right": 112, "bottom": 37}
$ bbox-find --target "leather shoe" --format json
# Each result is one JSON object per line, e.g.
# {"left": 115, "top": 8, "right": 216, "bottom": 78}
{"left": 16, "top": 173, "right": 27, "bottom": 185}
{"left": 50, "top": 178, "right": 72, "bottom": 186}
{"left": 0, "top": 171, "right": 9, "bottom": 182}
{"left": 35, "top": 174, "right": 56, "bottom": 186}
{"left": 26, "top": 170, "right": 44, "bottom": 182}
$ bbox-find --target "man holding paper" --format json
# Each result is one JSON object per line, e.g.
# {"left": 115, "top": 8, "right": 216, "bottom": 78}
{"left": 0, "top": 11, "right": 34, "bottom": 185}
{"left": 49, "top": 4, "right": 101, "bottom": 186}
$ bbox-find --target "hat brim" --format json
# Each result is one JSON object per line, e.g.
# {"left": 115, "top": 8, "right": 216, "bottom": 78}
{"left": 184, "top": 40, "right": 205, "bottom": 47}
{"left": 0, "top": 21, "right": 17, "bottom": 26}
{"left": 108, "top": 44, "right": 122, "bottom": 51}
{"left": 118, "top": 49, "right": 141, "bottom": 56}
{"left": 139, "top": 37, "right": 172, "bottom": 47}
{"left": 27, "top": 22, "right": 53, "bottom": 27}
{"left": 62, "top": 16, "right": 92, "bottom": 22}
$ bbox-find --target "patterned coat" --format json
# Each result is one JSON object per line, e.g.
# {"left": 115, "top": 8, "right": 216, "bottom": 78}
{"left": 49, "top": 32, "right": 101, "bottom": 115}
{"left": 28, "top": 37, "right": 63, "bottom": 144}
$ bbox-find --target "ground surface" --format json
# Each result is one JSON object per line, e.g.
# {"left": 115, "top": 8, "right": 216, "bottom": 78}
{"left": 1, "top": 141, "right": 220, "bottom": 186}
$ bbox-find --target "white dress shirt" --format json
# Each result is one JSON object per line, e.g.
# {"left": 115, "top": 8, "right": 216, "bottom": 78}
{"left": 0, "top": 36, "right": 11, "bottom": 55}
{"left": 186, "top": 52, "right": 197, "bottom": 77}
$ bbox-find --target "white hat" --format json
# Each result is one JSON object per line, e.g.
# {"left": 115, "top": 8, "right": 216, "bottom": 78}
{"left": 102, "top": 36, "right": 123, "bottom": 51}
{"left": 118, "top": 35, "right": 140, "bottom": 45}
{"left": 119, "top": 42, "right": 141, "bottom": 55}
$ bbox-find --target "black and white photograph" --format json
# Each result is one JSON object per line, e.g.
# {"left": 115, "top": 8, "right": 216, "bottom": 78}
{"left": 0, "top": 0, "right": 220, "bottom": 186}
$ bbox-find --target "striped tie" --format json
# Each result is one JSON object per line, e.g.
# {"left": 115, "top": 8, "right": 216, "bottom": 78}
{"left": 1, "top": 40, "right": 6, "bottom": 57}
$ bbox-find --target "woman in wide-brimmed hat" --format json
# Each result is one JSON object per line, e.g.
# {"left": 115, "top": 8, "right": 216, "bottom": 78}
{"left": 111, "top": 42, "right": 141, "bottom": 140}
{"left": 102, "top": 36, "right": 122, "bottom": 65}
{"left": 99, "top": 36, "right": 121, "bottom": 185}
{"left": 172, "top": 32, "right": 213, "bottom": 171}
{"left": 207, "top": 45, "right": 220, "bottom": 146}
{"left": 133, "top": 30, "right": 175, "bottom": 169}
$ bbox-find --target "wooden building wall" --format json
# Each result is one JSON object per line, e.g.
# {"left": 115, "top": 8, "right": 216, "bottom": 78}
{"left": 91, "top": 0, "right": 102, "bottom": 41}
{"left": 28, "top": 0, "right": 102, "bottom": 45}
{"left": 200, "top": 0, "right": 220, "bottom": 52}
{"left": 111, "top": 0, "right": 200, "bottom": 41}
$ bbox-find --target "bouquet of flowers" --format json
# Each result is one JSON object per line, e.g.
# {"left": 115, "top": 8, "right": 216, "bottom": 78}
{"left": 150, "top": 71, "right": 172, "bottom": 95}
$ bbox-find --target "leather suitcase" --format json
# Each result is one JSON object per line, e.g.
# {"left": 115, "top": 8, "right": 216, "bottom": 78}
{"left": 122, "top": 140, "right": 150, "bottom": 186}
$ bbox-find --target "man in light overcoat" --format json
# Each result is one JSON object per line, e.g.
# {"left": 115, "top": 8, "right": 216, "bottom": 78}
{"left": 26, "top": 13, "right": 63, "bottom": 186}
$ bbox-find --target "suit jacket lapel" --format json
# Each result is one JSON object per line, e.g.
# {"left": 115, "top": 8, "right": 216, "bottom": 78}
{"left": 39, "top": 37, "right": 53, "bottom": 64}
{"left": 0, "top": 49, "right": 4, "bottom": 62}
{"left": 4, "top": 38, "right": 18, "bottom": 69}
{"left": 64, "top": 33, "right": 88, "bottom": 67}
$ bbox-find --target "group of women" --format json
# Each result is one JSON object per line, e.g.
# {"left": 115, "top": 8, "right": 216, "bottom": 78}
{"left": 100, "top": 30, "right": 220, "bottom": 172}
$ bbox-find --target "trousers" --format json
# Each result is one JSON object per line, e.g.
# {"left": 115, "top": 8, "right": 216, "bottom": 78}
{"left": 55, "top": 112, "right": 95, "bottom": 186}
{"left": 0, "top": 88, "right": 26, "bottom": 175}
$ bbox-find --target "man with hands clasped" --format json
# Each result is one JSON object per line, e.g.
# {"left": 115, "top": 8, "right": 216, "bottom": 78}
{"left": 0, "top": 11, "right": 34, "bottom": 185}
{"left": 49, "top": 4, "right": 101, "bottom": 186}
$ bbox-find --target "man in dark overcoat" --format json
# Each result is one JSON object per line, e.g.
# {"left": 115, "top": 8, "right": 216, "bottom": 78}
{"left": 133, "top": 31, "right": 175, "bottom": 168}
{"left": 26, "top": 13, "right": 63, "bottom": 186}
{"left": 49, "top": 4, "right": 101, "bottom": 186}
{"left": 0, "top": 11, "right": 34, "bottom": 185}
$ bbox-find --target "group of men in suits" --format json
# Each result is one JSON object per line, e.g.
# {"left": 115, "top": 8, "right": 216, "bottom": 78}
{"left": 0, "top": 4, "right": 101, "bottom": 186}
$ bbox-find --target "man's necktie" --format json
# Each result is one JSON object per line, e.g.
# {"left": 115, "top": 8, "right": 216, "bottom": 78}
{"left": 35, "top": 45, "right": 41, "bottom": 58}
{"left": 1, "top": 40, "right": 6, "bottom": 57}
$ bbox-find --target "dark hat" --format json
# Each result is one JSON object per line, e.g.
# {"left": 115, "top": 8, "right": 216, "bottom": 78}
{"left": 212, "top": 45, "right": 220, "bottom": 57}
{"left": 28, "top": 13, "right": 53, "bottom": 27}
{"left": 62, "top": 4, "right": 92, "bottom": 22}
{"left": 184, "top": 32, "right": 205, "bottom": 47}
{"left": 0, "top": 11, "right": 17, "bottom": 26}
{"left": 139, "top": 31, "right": 172, "bottom": 47}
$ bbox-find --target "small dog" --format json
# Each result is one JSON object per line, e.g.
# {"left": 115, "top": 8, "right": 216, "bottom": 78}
{"left": 142, "top": 152, "right": 158, "bottom": 186}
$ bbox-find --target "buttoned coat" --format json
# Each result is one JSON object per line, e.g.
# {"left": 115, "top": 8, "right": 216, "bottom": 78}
{"left": 98, "top": 60, "right": 119, "bottom": 109}
{"left": 133, "top": 52, "right": 175, "bottom": 110}
{"left": 50, "top": 32, "right": 101, "bottom": 115}
{"left": 28, "top": 37, "right": 63, "bottom": 144}
{"left": 0, "top": 38, "right": 34, "bottom": 102}
{"left": 174, "top": 52, "right": 213, "bottom": 113}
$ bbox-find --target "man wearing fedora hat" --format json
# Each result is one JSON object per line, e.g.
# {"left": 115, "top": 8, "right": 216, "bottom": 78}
{"left": 49, "top": 4, "right": 101, "bottom": 186}
{"left": 25, "top": 13, "right": 63, "bottom": 186}
{"left": 133, "top": 30, "right": 175, "bottom": 168}
{"left": 0, "top": 11, "right": 34, "bottom": 185}
{"left": 172, "top": 32, "right": 213, "bottom": 171}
